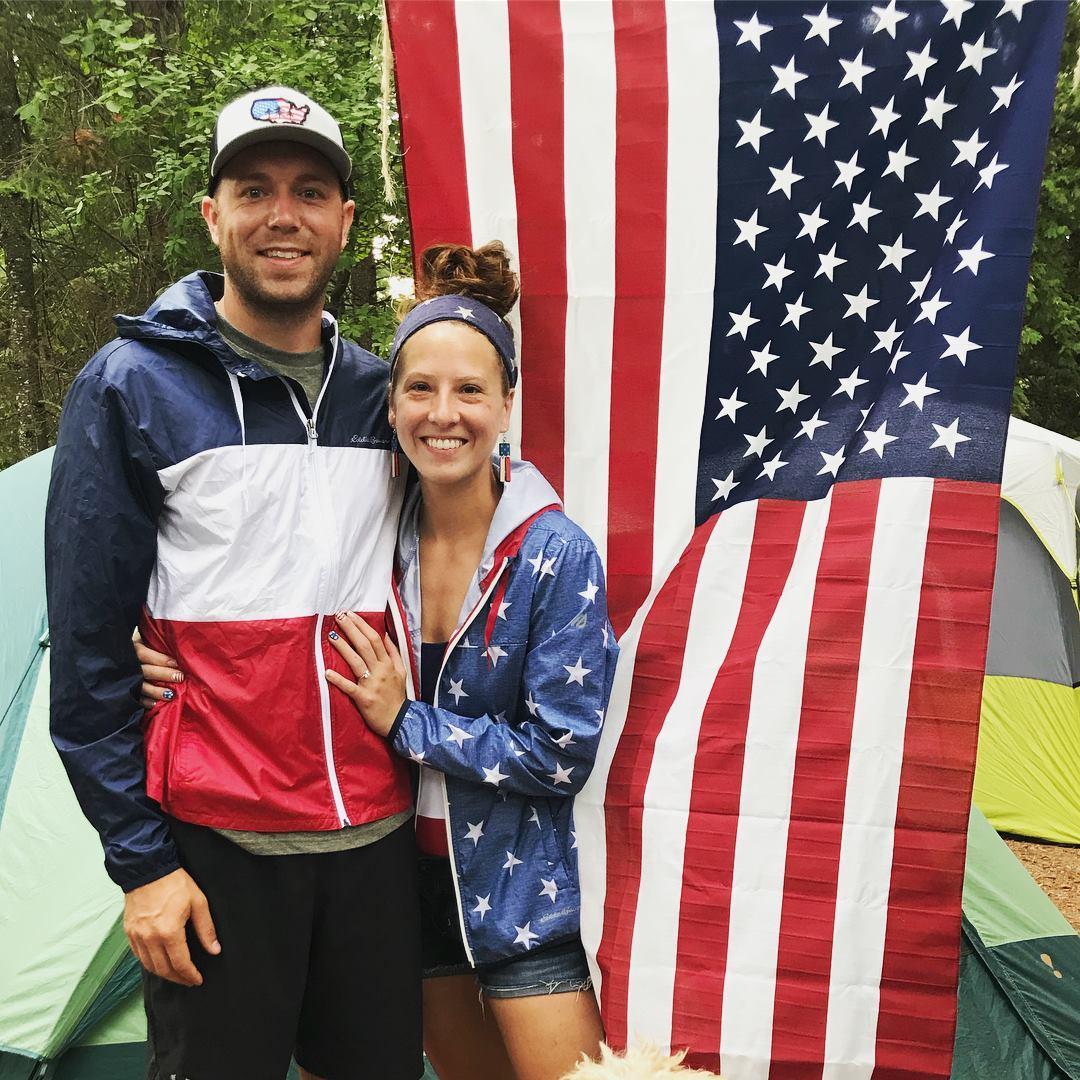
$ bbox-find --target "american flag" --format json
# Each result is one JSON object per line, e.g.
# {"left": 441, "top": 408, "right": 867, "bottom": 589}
{"left": 386, "top": 2, "right": 1065, "bottom": 1076}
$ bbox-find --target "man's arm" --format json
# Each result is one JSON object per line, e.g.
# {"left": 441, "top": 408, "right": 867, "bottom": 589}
{"left": 45, "top": 367, "right": 220, "bottom": 985}
{"left": 45, "top": 368, "right": 178, "bottom": 889}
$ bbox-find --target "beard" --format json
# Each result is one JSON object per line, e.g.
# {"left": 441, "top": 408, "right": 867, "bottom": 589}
{"left": 222, "top": 243, "right": 339, "bottom": 322}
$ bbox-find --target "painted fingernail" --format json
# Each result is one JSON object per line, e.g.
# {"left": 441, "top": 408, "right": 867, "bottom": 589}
{"left": 162, "top": 689, "right": 175, "bottom": 701}
{"left": 171, "top": 671, "right": 185, "bottom": 683}
{"left": 328, "top": 631, "right": 340, "bottom": 641}
{"left": 336, "top": 611, "right": 348, "bottom": 621}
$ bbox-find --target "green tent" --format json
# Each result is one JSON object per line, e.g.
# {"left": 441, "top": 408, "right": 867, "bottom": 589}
{"left": 955, "top": 806, "right": 1080, "bottom": 1079}
{"left": 2, "top": 440, "right": 1077, "bottom": 1079}
{"left": 975, "top": 418, "right": 1080, "bottom": 844}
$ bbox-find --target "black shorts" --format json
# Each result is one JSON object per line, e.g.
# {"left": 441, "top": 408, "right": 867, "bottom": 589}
{"left": 144, "top": 817, "right": 423, "bottom": 1080}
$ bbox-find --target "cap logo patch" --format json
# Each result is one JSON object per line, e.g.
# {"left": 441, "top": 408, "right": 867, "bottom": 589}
{"left": 250, "top": 98, "right": 310, "bottom": 126}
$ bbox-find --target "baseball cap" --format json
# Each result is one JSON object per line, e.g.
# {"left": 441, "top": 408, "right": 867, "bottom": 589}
{"left": 209, "top": 86, "right": 353, "bottom": 192}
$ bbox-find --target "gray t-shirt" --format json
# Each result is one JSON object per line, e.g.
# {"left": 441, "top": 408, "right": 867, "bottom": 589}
{"left": 212, "top": 309, "right": 411, "bottom": 855}
{"left": 217, "top": 312, "right": 326, "bottom": 412}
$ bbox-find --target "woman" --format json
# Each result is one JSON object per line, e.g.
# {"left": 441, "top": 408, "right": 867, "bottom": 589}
{"left": 139, "top": 242, "right": 616, "bottom": 1080}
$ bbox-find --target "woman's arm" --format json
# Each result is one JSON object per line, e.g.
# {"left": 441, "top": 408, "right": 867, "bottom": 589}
{"left": 329, "top": 537, "right": 618, "bottom": 798}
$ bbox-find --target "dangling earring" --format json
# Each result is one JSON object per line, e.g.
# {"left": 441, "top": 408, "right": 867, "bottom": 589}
{"left": 498, "top": 432, "right": 511, "bottom": 483}
{"left": 390, "top": 429, "right": 401, "bottom": 479}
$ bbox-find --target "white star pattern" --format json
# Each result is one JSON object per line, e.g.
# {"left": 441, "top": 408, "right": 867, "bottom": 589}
{"left": 697, "top": 2, "right": 1036, "bottom": 528}
{"left": 838, "top": 49, "right": 874, "bottom": 93}
{"left": 905, "top": 42, "right": 937, "bottom": 85}
{"left": 548, "top": 762, "right": 575, "bottom": 786}
{"left": 803, "top": 4, "right": 841, "bottom": 45}
{"left": 734, "top": 11, "right": 772, "bottom": 51}
{"left": 941, "top": 326, "right": 982, "bottom": 365}
{"left": 768, "top": 158, "right": 804, "bottom": 200}
{"left": 486, "top": 644, "right": 508, "bottom": 668}
{"left": 563, "top": 657, "right": 592, "bottom": 686}
{"left": 514, "top": 922, "right": 540, "bottom": 949}
{"left": 447, "top": 678, "right": 468, "bottom": 705}
{"left": 503, "top": 851, "right": 523, "bottom": 875}
{"left": 482, "top": 763, "right": 509, "bottom": 787}
{"left": 474, "top": 894, "right": 491, "bottom": 920}
{"left": 539, "top": 878, "right": 559, "bottom": 903}
{"left": 900, "top": 373, "right": 940, "bottom": 411}
{"left": 798, "top": 203, "right": 828, "bottom": 241}
{"left": 728, "top": 302, "right": 760, "bottom": 339}
{"left": 464, "top": 821, "right": 484, "bottom": 845}
{"left": 736, "top": 109, "right": 773, "bottom": 153}
{"left": 446, "top": 724, "right": 472, "bottom": 747}
{"left": 930, "top": 418, "right": 971, "bottom": 456}
{"left": 579, "top": 581, "right": 598, "bottom": 603}
{"left": 956, "top": 237, "right": 994, "bottom": 276}
{"left": 712, "top": 471, "right": 740, "bottom": 501}
{"left": 771, "top": 57, "right": 808, "bottom": 99}
{"left": 734, "top": 209, "right": 769, "bottom": 250}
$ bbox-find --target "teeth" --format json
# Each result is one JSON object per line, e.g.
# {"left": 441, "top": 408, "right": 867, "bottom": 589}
{"left": 265, "top": 250, "right": 302, "bottom": 259}
{"left": 426, "top": 438, "right": 465, "bottom": 450}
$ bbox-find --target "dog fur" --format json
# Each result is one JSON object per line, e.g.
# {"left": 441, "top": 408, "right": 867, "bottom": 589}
{"left": 560, "top": 1043, "right": 720, "bottom": 1079}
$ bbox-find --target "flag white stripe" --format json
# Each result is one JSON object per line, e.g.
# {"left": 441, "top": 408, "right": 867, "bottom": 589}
{"left": 821, "top": 477, "right": 934, "bottom": 1080}
{"left": 651, "top": 1, "right": 720, "bottom": 587}
{"left": 560, "top": 0, "right": 616, "bottom": 563}
{"left": 626, "top": 500, "right": 758, "bottom": 1049}
{"left": 719, "top": 493, "right": 834, "bottom": 1080}
{"left": 453, "top": 1, "right": 524, "bottom": 451}
{"left": 576, "top": 576, "right": 655, "bottom": 1007}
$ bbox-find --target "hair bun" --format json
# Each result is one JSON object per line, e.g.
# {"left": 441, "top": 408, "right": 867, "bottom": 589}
{"left": 413, "top": 242, "right": 520, "bottom": 319}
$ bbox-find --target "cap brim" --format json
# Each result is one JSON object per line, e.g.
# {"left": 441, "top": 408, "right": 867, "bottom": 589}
{"left": 211, "top": 127, "right": 353, "bottom": 185}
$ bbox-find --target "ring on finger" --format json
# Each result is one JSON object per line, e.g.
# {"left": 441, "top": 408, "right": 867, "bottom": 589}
{"left": 361, "top": 670, "right": 371, "bottom": 680}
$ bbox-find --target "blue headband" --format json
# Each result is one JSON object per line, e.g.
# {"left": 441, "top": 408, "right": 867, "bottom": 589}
{"left": 389, "top": 295, "right": 518, "bottom": 388}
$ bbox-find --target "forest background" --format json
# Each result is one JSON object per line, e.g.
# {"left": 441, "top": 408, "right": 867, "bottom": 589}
{"left": 0, "top": 0, "right": 1077, "bottom": 470}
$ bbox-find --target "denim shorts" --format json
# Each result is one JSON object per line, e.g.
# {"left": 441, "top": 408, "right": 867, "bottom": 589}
{"left": 418, "top": 856, "right": 593, "bottom": 999}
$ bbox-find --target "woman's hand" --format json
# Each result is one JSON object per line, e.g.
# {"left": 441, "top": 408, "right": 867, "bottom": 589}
{"left": 134, "top": 636, "right": 184, "bottom": 709}
{"left": 325, "top": 612, "right": 409, "bottom": 737}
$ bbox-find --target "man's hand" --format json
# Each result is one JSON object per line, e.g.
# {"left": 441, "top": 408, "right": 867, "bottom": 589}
{"left": 123, "top": 868, "right": 221, "bottom": 987}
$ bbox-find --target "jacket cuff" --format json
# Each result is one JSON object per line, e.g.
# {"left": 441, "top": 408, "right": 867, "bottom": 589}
{"left": 114, "top": 854, "right": 183, "bottom": 894}
{"left": 388, "top": 699, "right": 413, "bottom": 749}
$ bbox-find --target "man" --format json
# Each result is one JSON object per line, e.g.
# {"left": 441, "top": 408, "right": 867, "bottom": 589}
{"left": 45, "top": 87, "right": 422, "bottom": 1080}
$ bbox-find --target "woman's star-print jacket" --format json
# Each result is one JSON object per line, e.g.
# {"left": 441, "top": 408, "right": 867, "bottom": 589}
{"left": 387, "top": 462, "right": 618, "bottom": 966}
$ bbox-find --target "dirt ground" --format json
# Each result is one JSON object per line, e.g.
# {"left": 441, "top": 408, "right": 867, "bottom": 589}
{"left": 1005, "top": 837, "right": 1080, "bottom": 932}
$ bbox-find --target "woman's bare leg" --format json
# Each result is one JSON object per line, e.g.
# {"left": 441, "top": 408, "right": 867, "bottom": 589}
{"left": 487, "top": 987, "right": 604, "bottom": 1080}
{"left": 423, "top": 974, "right": 516, "bottom": 1080}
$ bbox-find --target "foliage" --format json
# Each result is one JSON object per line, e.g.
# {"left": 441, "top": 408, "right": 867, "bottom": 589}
{"left": 0, "top": 0, "right": 410, "bottom": 468}
{"left": 1015, "top": 0, "right": 1080, "bottom": 438}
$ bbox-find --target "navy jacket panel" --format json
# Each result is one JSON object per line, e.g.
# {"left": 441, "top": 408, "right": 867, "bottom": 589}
{"left": 46, "top": 366, "right": 180, "bottom": 890}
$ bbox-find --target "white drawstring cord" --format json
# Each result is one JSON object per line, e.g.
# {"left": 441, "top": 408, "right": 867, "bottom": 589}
{"left": 227, "top": 369, "right": 249, "bottom": 512}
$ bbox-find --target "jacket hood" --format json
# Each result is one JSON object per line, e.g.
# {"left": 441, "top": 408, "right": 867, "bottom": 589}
{"left": 113, "top": 271, "right": 340, "bottom": 380}
{"left": 397, "top": 460, "right": 561, "bottom": 587}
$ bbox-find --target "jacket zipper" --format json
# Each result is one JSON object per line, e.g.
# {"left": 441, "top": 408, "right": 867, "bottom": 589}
{"left": 282, "top": 330, "right": 350, "bottom": 827}
{"left": 428, "top": 556, "right": 511, "bottom": 967}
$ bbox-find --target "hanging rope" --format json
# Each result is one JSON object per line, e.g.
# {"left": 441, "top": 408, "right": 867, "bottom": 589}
{"left": 379, "top": 1, "right": 397, "bottom": 206}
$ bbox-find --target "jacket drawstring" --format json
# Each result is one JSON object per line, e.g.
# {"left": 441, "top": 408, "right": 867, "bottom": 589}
{"left": 226, "top": 369, "right": 249, "bottom": 512}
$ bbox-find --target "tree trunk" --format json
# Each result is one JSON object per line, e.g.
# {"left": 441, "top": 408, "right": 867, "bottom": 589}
{"left": 126, "top": 0, "right": 187, "bottom": 297}
{"left": 0, "top": 34, "right": 49, "bottom": 454}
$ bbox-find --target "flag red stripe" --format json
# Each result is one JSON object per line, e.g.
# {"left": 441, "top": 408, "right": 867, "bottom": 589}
{"left": 507, "top": 0, "right": 568, "bottom": 497}
{"left": 605, "top": 1, "right": 669, "bottom": 636}
{"left": 597, "top": 515, "right": 720, "bottom": 1048}
{"left": 768, "top": 482, "right": 882, "bottom": 1080}
{"left": 672, "top": 500, "right": 808, "bottom": 1072}
{"left": 386, "top": 0, "right": 472, "bottom": 270}
{"left": 872, "top": 480, "right": 1000, "bottom": 1080}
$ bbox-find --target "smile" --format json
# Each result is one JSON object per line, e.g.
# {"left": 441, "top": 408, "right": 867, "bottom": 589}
{"left": 421, "top": 437, "right": 467, "bottom": 450}
{"left": 259, "top": 249, "right": 309, "bottom": 261}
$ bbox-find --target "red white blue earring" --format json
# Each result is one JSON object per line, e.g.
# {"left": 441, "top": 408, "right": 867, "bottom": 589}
{"left": 498, "top": 433, "right": 511, "bottom": 482}
{"left": 390, "top": 429, "right": 401, "bottom": 479}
